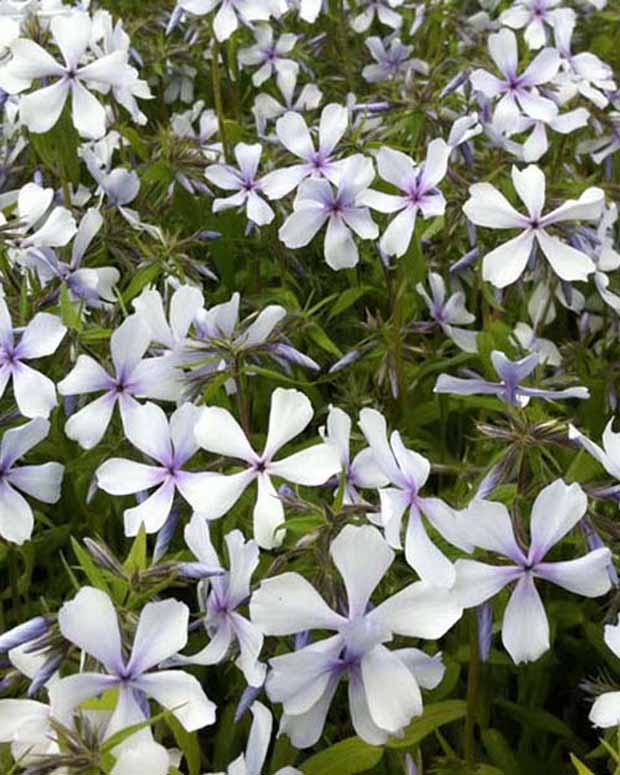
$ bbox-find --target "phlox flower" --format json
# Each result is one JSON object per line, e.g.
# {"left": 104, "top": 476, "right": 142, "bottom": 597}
{"left": 26, "top": 208, "right": 119, "bottom": 308}
{"left": 0, "top": 698, "right": 56, "bottom": 765}
{"left": 90, "top": 9, "right": 153, "bottom": 126}
{"left": 179, "top": 0, "right": 283, "bottom": 42}
{"left": 194, "top": 387, "right": 340, "bottom": 548}
{"left": 250, "top": 524, "right": 462, "bottom": 746}
{"left": 0, "top": 418, "right": 64, "bottom": 545}
{"left": 463, "top": 164, "right": 604, "bottom": 287}
{"left": 470, "top": 29, "right": 560, "bottom": 132}
{"left": 278, "top": 156, "right": 379, "bottom": 270}
{"left": 361, "top": 139, "right": 450, "bottom": 257}
{"left": 190, "top": 292, "right": 318, "bottom": 389}
{"left": 262, "top": 103, "right": 350, "bottom": 199}
{"left": 296, "top": 0, "right": 322, "bottom": 23}
{"left": 205, "top": 701, "right": 301, "bottom": 775}
{"left": 553, "top": 9, "right": 616, "bottom": 109}
{"left": 0, "top": 12, "right": 138, "bottom": 138}
{"left": 132, "top": 283, "right": 204, "bottom": 364}
{"left": 0, "top": 299, "right": 66, "bottom": 418}
{"left": 253, "top": 67, "right": 322, "bottom": 131}
{"left": 238, "top": 24, "right": 298, "bottom": 87}
{"left": 58, "top": 314, "right": 180, "bottom": 450}
{"left": 352, "top": 0, "right": 405, "bottom": 34}
{"left": 512, "top": 321, "right": 561, "bottom": 366}
{"left": 174, "top": 516, "right": 266, "bottom": 687}
{"left": 51, "top": 587, "right": 215, "bottom": 737}
{"left": 362, "top": 36, "right": 428, "bottom": 83}
{"left": 434, "top": 350, "right": 589, "bottom": 407}
{"left": 589, "top": 618, "right": 620, "bottom": 727}
{"left": 569, "top": 419, "right": 620, "bottom": 480}
{"left": 205, "top": 143, "right": 275, "bottom": 227}
{"left": 494, "top": 107, "right": 590, "bottom": 163}
{"left": 500, "top": 0, "right": 566, "bottom": 50}
{"left": 3, "top": 181, "right": 76, "bottom": 259}
{"left": 359, "top": 408, "right": 468, "bottom": 587}
{"left": 415, "top": 272, "right": 479, "bottom": 353}
{"left": 111, "top": 741, "right": 172, "bottom": 775}
{"left": 82, "top": 151, "right": 163, "bottom": 241}
{"left": 453, "top": 480, "right": 612, "bottom": 663}
{"left": 320, "top": 406, "right": 389, "bottom": 505}
{"left": 96, "top": 402, "right": 213, "bottom": 536}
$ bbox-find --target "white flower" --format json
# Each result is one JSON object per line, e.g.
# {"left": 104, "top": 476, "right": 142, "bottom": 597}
{"left": 112, "top": 741, "right": 172, "bottom": 775}
{"left": 180, "top": 0, "right": 284, "bottom": 42}
{"left": 500, "top": 0, "right": 566, "bottom": 50}
{"left": 24, "top": 208, "right": 120, "bottom": 309}
{"left": 205, "top": 701, "right": 301, "bottom": 775}
{"left": 238, "top": 24, "right": 298, "bottom": 87}
{"left": 253, "top": 67, "right": 322, "bottom": 132}
{"left": 463, "top": 164, "right": 604, "bottom": 287}
{"left": 174, "top": 518, "right": 266, "bottom": 687}
{"left": 4, "top": 182, "right": 76, "bottom": 258}
{"left": 51, "top": 587, "right": 216, "bottom": 736}
{"left": 58, "top": 314, "right": 180, "bottom": 450}
{"left": 0, "top": 418, "right": 63, "bottom": 545}
{"left": 470, "top": 29, "right": 560, "bottom": 132}
{"left": 96, "top": 402, "right": 213, "bottom": 536}
{"left": 359, "top": 408, "right": 469, "bottom": 586}
{"left": 362, "top": 139, "right": 450, "bottom": 257}
{"left": 262, "top": 103, "right": 349, "bottom": 199}
{"left": 351, "top": 0, "right": 405, "bottom": 34}
{"left": 279, "top": 155, "right": 379, "bottom": 270}
{"left": 297, "top": 0, "right": 322, "bottom": 23}
{"left": 320, "top": 406, "right": 389, "bottom": 504}
{"left": 553, "top": 9, "right": 616, "bottom": 109}
{"left": 453, "top": 481, "right": 612, "bottom": 663}
{"left": 132, "top": 283, "right": 204, "bottom": 362}
{"left": 82, "top": 151, "right": 163, "bottom": 241}
{"left": 194, "top": 387, "right": 340, "bottom": 548}
{"left": 250, "top": 524, "right": 461, "bottom": 746}
{"left": 0, "top": 698, "right": 56, "bottom": 764}
{"left": 0, "top": 299, "right": 66, "bottom": 418}
{"left": 512, "top": 321, "right": 561, "bottom": 366}
{"left": 0, "top": 12, "right": 138, "bottom": 138}
{"left": 206, "top": 143, "right": 275, "bottom": 226}
{"left": 569, "top": 419, "right": 620, "bottom": 480}
{"left": 416, "top": 272, "right": 479, "bottom": 353}
{"left": 590, "top": 617, "right": 620, "bottom": 727}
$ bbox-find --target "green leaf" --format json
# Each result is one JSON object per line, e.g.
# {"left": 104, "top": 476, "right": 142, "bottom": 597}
{"left": 70, "top": 538, "right": 111, "bottom": 594}
{"left": 123, "top": 522, "right": 148, "bottom": 574}
{"left": 167, "top": 714, "right": 202, "bottom": 775}
{"left": 494, "top": 698, "right": 574, "bottom": 738}
{"left": 59, "top": 286, "right": 83, "bottom": 332}
{"left": 386, "top": 701, "right": 467, "bottom": 749}
{"left": 481, "top": 728, "right": 520, "bottom": 775}
{"left": 122, "top": 263, "right": 162, "bottom": 304}
{"left": 570, "top": 754, "right": 596, "bottom": 774}
{"left": 300, "top": 737, "right": 383, "bottom": 775}
{"left": 101, "top": 706, "right": 174, "bottom": 752}
{"left": 328, "top": 286, "right": 371, "bottom": 318}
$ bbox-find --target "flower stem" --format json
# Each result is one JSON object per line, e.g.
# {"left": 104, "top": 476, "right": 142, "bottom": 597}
{"left": 335, "top": 0, "right": 354, "bottom": 92}
{"left": 211, "top": 34, "right": 232, "bottom": 164}
{"left": 464, "top": 611, "right": 481, "bottom": 768}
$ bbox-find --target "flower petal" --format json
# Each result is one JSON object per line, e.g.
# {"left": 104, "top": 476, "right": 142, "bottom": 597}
{"left": 57, "top": 587, "right": 123, "bottom": 673}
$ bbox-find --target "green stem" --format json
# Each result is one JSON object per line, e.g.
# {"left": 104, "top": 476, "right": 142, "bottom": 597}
{"left": 234, "top": 358, "right": 251, "bottom": 436}
{"left": 211, "top": 35, "right": 232, "bottom": 163}
{"left": 464, "top": 611, "right": 481, "bottom": 769}
{"left": 335, "top": 0, "right": 354, "bottom": 92}
{"left": 8, "top": 549, "right": 22, "bottom": 623}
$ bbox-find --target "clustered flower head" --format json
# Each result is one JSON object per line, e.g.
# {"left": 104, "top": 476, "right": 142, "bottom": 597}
{"left": 0, "top": 0, "right": 619, "bottom": 772}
